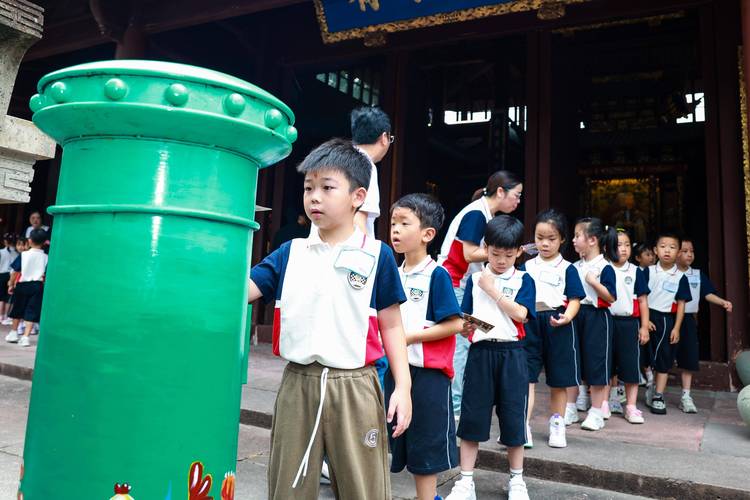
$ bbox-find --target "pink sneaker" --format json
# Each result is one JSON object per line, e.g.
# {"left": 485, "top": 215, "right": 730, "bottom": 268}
{"left": 625, "top": 406, "right": 645, "bottom": 424}
{"left": 601, "top": 400, "right": 611, "bottom": 420}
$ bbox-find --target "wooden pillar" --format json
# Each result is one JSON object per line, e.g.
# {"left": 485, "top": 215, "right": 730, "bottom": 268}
{"left": 114, "top": 22, "right": 147, "bottom": 59}
{"left": 379, "top": 50, "right": 409, "bottom": 240}
{"left": 717, "top": 0, "right": 749, "bottom": 387}
{"left": 524, "top": 30, "right": 552, "bottom": 233}
{"left": 700, "top": 5, "right": 728, "bottom": 363}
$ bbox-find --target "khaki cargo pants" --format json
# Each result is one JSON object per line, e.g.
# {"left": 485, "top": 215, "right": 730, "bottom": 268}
{"left": 268, "top": 362, "right": 391, "bottom": 500}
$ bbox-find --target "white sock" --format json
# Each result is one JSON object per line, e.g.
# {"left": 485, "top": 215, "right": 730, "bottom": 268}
{"left": 609, "top": 387, "right": 618, "bottom": 399}
{"left": 682, "top": 389, "right": 691, "bottom": 398}
{"left": 578, "top": 384, "right": 587, "bottom": 396}
{"left": 460, "top": 470, "right": 474, "bottom": 482}
{"left": 510, "top": 468, "right": 523, "bottom": 479}
{"left": 589, "top": 407, "right": 602, "bottom": 417}
{"left": 566, "top": 402, "right": 577, "bottom": 411}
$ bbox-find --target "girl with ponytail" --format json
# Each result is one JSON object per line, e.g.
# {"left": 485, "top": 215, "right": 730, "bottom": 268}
{"left": 569, "top": 218, "right": 618, "bottom": 432}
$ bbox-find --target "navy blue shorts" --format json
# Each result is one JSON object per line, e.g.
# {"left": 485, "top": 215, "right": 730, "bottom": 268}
{"left": 649, "top": 310, "right": 677, "bottom": 374}
{"left": 577, "top": 305, "right": 613, "bottom": 386}
{"left": 612, "top": 317, "right": 642, "bottom": 384}
{"left": 8, "top": 281, "right": 43, "bottom": 323}
{"left": 676, "top": 313, "right": 700, "bottom": 371}
{"left": 384, "top": 366, "right": 458, "bottom": 475}
{"left": 457, "top": 341, "right": 528, "bottom": 447}
{"left": 526, "top": 308, "right": 581, "bottom": 387}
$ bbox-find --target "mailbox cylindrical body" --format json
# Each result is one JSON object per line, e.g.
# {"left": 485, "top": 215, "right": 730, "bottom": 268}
{"left": 21, "top": 61, "right": 295, "bottom": 499}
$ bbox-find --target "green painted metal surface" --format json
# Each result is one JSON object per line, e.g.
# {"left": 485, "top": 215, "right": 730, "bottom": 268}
{"left": 21, "top": 60, "right": 295, "bottom": 500}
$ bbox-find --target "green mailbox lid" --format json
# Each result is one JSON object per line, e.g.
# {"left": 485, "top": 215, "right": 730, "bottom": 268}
{"left": 30, "top": 60, "right": 297, "bottom": 166}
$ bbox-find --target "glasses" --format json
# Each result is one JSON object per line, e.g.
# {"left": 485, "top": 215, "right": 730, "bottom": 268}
{"left": 504, "top": 188, "right": 522, "bottom": 200}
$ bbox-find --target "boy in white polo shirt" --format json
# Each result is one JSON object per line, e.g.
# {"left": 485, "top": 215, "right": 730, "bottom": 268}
{"left": 446, "top": 215, "right": 535, "bottom": 500}
{"left": 388, "top": 193, "right": 463, "bottom": 500}
{"left": 643, "top": 232, "right": 691, "bottom": 415}
{"left": 4, "top": 229, "right": 47, "bottom": 347}
{"left": 248, "top": 139, "right": 412, "bottom": 500}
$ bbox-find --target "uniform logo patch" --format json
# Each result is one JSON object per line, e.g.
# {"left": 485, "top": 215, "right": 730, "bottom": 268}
{"left": 409, "top": 288, "right": 424, "bottom": 301}
{"left": 364, "top": 429, "right": 379, "bottom": 448}
{"left": 691, "top": 282, "right": 699, "bottom": 288}
{"left": 348, "top": 271, "right": 368, "bottom": 290}
{"left": 502, "top": 287, "right": 514, "bottom": 298}
{"left": 625, "top": 276, "right": 633, "bottom": 285}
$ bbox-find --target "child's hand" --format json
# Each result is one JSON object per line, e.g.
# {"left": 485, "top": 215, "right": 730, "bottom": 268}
{"left": 722, "top": 300, "right": 733, "bottom": 313}
{"left": 648, "top": 321, "right": 656, "bottom": 332}
{"left": 585, "top": 271, "right": 599, "bottom": 286}
{"left": 639, "top": 327, "right": 650, "bottom": 345}
{"left": 404, "top": 331, "right": 417, "bottom": 346}
{"left": 387, "top": 386, "right": 412, "bottom": 438}
{"left": 549, "top": 313, "right": 571, "bottom": 327}
{"left": 669, "top": 328, "right": 680, "bottom": 344}
{"left": 478, "top": 267, "right": 496, "bottom": 295}
{"left": 460, "top": 321, "right": 476, "bottom": 338}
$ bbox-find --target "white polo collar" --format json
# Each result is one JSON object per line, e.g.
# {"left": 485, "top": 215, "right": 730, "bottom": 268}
{"left": 306, "top": 227, "right": 367, "bottom": 250}
{"left": 401, "top": 255, "right": 434, "bottom": 276}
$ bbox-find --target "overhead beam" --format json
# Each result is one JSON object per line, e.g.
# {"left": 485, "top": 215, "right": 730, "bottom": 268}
{"left": 24, "top": 0, "right": 306, "bottom": 61}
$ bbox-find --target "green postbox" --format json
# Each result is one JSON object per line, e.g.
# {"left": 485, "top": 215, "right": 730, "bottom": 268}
{"left": 20, "top": 61, "right": 295, "bottom": 499}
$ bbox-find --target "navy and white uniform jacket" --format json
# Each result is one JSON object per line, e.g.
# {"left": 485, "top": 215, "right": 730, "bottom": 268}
{"left": 682, "top": 267, "right": 718, "bottom": 314}
{"left": 573, "top": 255, "right": 617, "bottom": 308}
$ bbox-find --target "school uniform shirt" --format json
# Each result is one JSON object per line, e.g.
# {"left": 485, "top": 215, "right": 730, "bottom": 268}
{"left": 520, "top": 254, "right": 585, "bottom": 310}
{"left": 357, "top": 148, "right": 380, "bottom": 238}
{"left": 251, "top": 228, "right": 405, "bottom": 369}
{"left": 643, "top": 264, "right": 691, "bottom": 313}
{"left": 610, "top": 263, "right": 649, "bottom": 317}
{"left": 399, "top": 256, "right": 462, "bottom": 378}
{"left": 0, "top": 247, "right": 18, "bottom": 274}
{"left": 574, "top": 255, "right": 617, "bottom": 308}
{"left": 438, "top": 197, "right": 493, "bottom": 289}
{"left": 682, "top": 267, "right": 718, "bottom": 314}
{"left": 460, "top": 266, "right": 536, "bottom": 342}
{"left": 18, "top": 248, "right": 47, "bottom": 282}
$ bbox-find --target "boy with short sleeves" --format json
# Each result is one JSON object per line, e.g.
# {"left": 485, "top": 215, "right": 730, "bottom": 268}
{"left": 643, "top": 233, "right": 691, "bottom": 415}
{"left": 446, "top": 215, "right": 535, "bottom": 500}
{"left": 248, "top": 139, "right": 412, "bottom": 500}
{"left": 4, "top": 229, "right": 47, "bottom": 347}
{"left": 387, "top": 193, "right": 463, "bottom": 500}
{"left": 675, "top": 238, "right": 732, "bottom": 413}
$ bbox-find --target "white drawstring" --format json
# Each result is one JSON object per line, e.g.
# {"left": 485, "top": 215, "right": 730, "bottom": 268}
{"left": 292, "top": 367, "right": 329, "bottom": 488}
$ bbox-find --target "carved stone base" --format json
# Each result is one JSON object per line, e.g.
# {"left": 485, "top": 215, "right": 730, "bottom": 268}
{"left": 0, "top": 115, "right": 55, "bottom": 203}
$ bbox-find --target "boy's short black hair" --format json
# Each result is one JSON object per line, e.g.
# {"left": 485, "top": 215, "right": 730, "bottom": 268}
{"left": 485, "top": 215, "right": 524, "bottom": 249}
{"left": 680, "top": 235, "right": 694, "bottom": 246}
{"left": 655, "top": 231, "right": 681, "bottom": 247}
{"left": 29, "top": 229, "right": 47, "bottom": 245}
{"left": 351, "top": 106, "right": 391, "bottom": 145}
{"left": 296, "top": 138, "right": 371, "bottom": 192}
{"left": 391, "top": 193, "right": 445, "bottom": 231}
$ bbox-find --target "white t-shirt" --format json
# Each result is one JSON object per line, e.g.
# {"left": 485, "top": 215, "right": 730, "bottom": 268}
{"left": 25, "top": 225, "right": 49, "bottom": 238}
{"left": 19, "top": 248, "right": 47, "bottom": 282}
{"left": 0, "top": 247, "right": 18, "bottom": 274}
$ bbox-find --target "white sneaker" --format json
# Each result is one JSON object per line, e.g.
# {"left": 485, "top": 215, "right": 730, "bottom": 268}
{"left": 548, "top": 414, "right": 567, "bottom": 448}
{"left": 18, "top": 336, "right": 29, "bottom": 347}
{"left": 564, "top": 405, "right": 579, "bottom": 425}
{"left": 645, "top": 384, "right": 654, "bottom": 408}
{"left": 446, "top": 477, "right": 476, "bottom": 500}
{"left": 625, "top": 406, "right": 645, "bottom": 424}
{"left": 508, "top": 475, "right": 530, "bottom": 500}
{"left": 609, "top": 398, "right": 624, "bottom": 415}
{"left": 524, "top": 423, "right": 533, "bottom": 449}
{"left": 1, "top": 317, "right": 12, "bottom": 325}
{"left": 30, "top": 324, "right": 39, "bottom": 335}
{"left": 679, "top": 395, "right": 698, "bottom": 414}
{"left": 580, "top": 411, "right": 605, "bottom": 431}
{"left": 320, "top": 460, "right": 331, "bottom": 485}
{"left": 601, "top": 400, "right": 611, "bottom": 420}
{"left": 576, "top": 387, "right": 590, "bottom": 411}
{"left": 5, "top": 330, "right": 18, "bottom": 343}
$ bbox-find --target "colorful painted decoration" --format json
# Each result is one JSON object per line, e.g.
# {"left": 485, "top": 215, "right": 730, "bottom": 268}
{"left": 111, "top": 483, "right": 135, "bottom": 500}
{"left": 221, "top": 472, "right": 235, "bottom": 500}
{"left": 188, "top": 462, "right": 213, "bottom": 500}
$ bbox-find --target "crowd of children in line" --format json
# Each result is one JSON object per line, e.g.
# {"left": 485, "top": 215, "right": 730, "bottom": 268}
{"left": 246, "top": 107, "right": 732, "bottom": 500}
{"left": 2, "top": 229, "right": 49, "bottom": 347}
{"left": 248, "top": 143, "right": 733, "bottom": 499}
